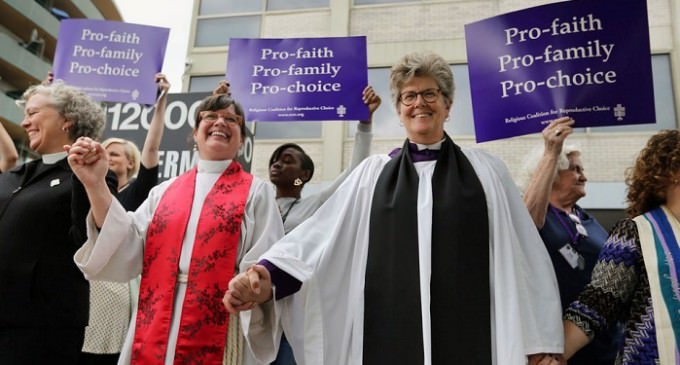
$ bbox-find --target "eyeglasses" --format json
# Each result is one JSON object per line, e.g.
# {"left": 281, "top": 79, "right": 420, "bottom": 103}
{"left": 568, "top": 213, "right": 589, "bottom": 237}
{"left": 199, "top": 111, "right": 243, "bottom": 127}
{"left": 399, "top": 88, "right": 441, "bottom": 106}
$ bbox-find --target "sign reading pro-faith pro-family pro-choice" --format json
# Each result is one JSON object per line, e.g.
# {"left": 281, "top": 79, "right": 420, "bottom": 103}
{"left": 465, "top": 0, "right": 655, "bottom": 142}
{"left": 53, "top": 19, "right": 169, "bottom": 105}
{"left": 226, "top": 37, "right": 369, "bottom": 122}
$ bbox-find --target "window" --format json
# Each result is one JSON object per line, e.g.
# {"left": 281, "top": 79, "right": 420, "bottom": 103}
{"left": 250, "top": 121, "right": 322, "bottom": 139}
{"left": 267, "top": 0, "right": 329, "bottom": 11}
{"left": 199, "top": 0, "right": 262, "bottom": 14}
{"left": 195, "top": 0, "right": 329, "bottom": 47}
{"left": 195, "top": 16, "right": 261, "bottom": 47}
{"left": 354, "top": 0, "right": 413, "bottom": 5}
{"left": 189, "top": 75, "right": 226, "bottom": 93}
{"left": 189, "top": 76, "right": 322, "bottom": 139}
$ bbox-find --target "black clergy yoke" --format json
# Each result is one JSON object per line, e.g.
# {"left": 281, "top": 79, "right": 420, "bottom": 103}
{"left": 364, "top": 135, "right": 492, "bottom": 364}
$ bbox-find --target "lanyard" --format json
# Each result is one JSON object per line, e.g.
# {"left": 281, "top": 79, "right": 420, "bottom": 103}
{"left": 281, "top": 198, "right": 300, "bottom": 223}
{"left": 550, "top": 205, "right": 581, "bottom": 245}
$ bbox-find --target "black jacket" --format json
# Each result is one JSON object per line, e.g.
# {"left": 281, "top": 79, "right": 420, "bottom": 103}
{"left": 0, "top": 158, "right": 116, "bottom": 328}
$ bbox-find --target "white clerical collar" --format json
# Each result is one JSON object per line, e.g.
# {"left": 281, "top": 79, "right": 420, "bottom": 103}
{"left": 197, "top": 159, "right": 232, "bottom": 173}
{"left": 411, "top": 138, "right": 445, "bottom": 151}
{"left": 42, "top": 152, "right": 67, "bottom": 164}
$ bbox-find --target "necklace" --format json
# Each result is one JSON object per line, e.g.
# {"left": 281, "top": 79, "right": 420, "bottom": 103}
{"left": 280, "top": 198, "right": 300, "bottom": 223}
{"left": 118, "top": 181, "right": 130, "bottom": 192}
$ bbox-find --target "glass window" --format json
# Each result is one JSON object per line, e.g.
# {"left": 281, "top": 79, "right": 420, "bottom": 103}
{"left": 354, "top": 0, "right": 413, "bottom": 5}
{"left": 195, "top": 16, "right": 261, "bottom": 47}
{"left": 593, "top": 54, "right": 677, "bottom": 132}
{"left": 189, "top": 76, "right": 322, "bottom": 139}
{"left": 189, "top": 75, "right": 226, "bottom": 93}
{"left": 199, "top": 0, "right": 263, "bottom": 14}
{"left": 347, "top": 65, "right": 475, "bottom": 138}
{"left": 251, "top": 122, "right": 322, "bottom": 139}
{"left": 267, "top": 0, "right": 329, "bottom": 11}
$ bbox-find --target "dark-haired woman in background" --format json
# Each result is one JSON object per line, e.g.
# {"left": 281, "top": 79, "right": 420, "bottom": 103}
{"left": 269, "top": 85, "right": 380, "bottom": 235}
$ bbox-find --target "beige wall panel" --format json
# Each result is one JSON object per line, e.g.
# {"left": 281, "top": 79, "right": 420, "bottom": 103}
{"left": 262, "top": 12, "right": 332, "bottom": 38}
{"left": 350, "top": 2, "right": 495, "bottom": 43}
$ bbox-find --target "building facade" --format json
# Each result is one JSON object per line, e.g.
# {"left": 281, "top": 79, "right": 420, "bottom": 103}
{"left": 182, "top": 0, "right": 679, "bottom": 224}
{"left": 0, "top": 0, "right": 121, "bottom": 157}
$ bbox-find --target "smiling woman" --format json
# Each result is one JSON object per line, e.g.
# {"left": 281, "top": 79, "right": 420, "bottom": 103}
{"left": 0, "top": 82, "right": 117, "bottom": 364}
{"left": 65, "top": 91, "right": 284, "bottom": 365}
{"left": 223, "top": 52, "right": 563, "bottom": 365}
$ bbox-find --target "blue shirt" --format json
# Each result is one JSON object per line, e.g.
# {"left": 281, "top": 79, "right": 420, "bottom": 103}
{"left": 540, "top": 204, "right": 622, "bottom": 365}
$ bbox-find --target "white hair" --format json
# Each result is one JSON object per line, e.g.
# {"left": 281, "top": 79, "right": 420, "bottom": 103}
{"left": 517, "top": 143, "right": 582, "bottom": 193}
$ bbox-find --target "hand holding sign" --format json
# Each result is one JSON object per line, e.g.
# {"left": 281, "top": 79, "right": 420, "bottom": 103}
{"left": 542, "top": 117, "right": 574, "bottom": 155}
{"left": 361, "top": 85, "right": 381, "bottom": 124}
{"left": 212, "top": 80, "right": 231, "bottom": 97}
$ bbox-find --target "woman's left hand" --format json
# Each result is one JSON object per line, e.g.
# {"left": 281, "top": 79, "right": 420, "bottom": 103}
{"left": 361, "top": 85, "right": 381, "bottom": 123}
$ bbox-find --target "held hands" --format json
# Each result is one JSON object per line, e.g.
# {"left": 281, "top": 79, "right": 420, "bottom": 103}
{"left": 361, "top": 85, "right": 381, "bottom": 124}
{"left": 65, "top": 137, "right": 109, "bottom": 187}
{"left": 223, "top": 264, "right": 273, "bottom": 314}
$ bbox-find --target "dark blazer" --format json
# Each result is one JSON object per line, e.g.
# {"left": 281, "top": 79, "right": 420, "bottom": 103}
{"left": 0, "top": 158, "right": 116, "bottom": 329}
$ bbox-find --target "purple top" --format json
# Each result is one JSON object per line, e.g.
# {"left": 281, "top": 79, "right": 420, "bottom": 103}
{"left": 259, "top": 259, "right": 302, "bottom": 300}
{"left": 388, "top": 143, "right": 440, "bottom": 162}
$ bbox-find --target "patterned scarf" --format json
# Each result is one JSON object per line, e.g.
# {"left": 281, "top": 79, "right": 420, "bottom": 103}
{"left": 364, "top": 135, "right": 491, "bottom": 364}
{"left": 131, "top": 162, "right": 252, "bottom": 365}
{"left": 635, "top": 206, "right": 680, "bottom": 364}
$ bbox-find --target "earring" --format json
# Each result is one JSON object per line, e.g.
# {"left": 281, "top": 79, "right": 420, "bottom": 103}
{"left": 193, "top": 143, "right": 198, "bottom": 152}
{"left": 445, "top": 116, "right": 450, "bottom": 123}
{"left": 62, "top": 127, "right": 68, "bottom": 132}
{"left": 294, "top": 178, "right": 303, "bottom": 186}
{"left": 399, "top": 121, "right": 404, "bottom": 127}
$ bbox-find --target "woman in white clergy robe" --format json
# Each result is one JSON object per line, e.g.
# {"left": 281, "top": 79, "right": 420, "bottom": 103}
{"left": 223, "top": 51, "right": 564, "bottom": 365}
{"left": 67, "top": 93, "right": 284, "bottom": 365}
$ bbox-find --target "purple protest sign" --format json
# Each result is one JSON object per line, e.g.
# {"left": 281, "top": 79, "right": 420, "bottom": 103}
{"left": 226, "top": 37, "right": 369, "bottom": 122}
{"left": 465, "top": 0, "right": 655, "bottom": 143}
{"left": 53, "top": 19, "right": 169, "bottom": 105}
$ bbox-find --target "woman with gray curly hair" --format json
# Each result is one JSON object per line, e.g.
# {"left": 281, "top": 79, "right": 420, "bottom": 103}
{"left": 223, "top": 51, "right": 563, "bottom": 365}
{"left": 0, "top": 81, "right": 116, "bottom": 364}
{"left": 520, "top": 117, "right": 622, "bottom": 365}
